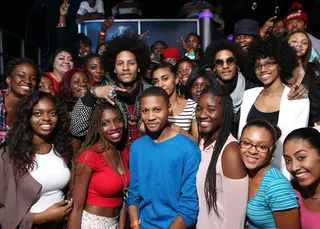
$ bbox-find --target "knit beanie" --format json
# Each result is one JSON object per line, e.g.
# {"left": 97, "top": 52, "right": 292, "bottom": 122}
{"left": 161, "top": 47, "right": 180, "bottom": 60}
{"left": 234, "top": 19, "right": 260, "bottom": 37}
{"left": 283, "top": 2, "right": 308, "bottom": 25}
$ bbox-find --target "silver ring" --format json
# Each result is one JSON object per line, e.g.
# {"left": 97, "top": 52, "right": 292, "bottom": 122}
{"left": 108, "top": 89, "right": 116, "bottom": 97}
{"left": 303, "top": 93, "right": 308, "bottom": 98}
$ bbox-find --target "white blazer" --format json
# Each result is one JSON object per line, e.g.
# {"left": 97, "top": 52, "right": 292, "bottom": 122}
{"left": 238, "top": 85, "right": 310, "bottom": 179}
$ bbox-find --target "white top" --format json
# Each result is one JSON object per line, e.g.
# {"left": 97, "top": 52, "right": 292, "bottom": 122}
{"left": 29, "top": 146, "right": 70, "bottom": 213}
{"left": 169, "top": 98, "right": 197, "bottom": 132}
{"left": 77, "top": 0, "right": 105, "bottom": 15}
{"left": 238, "top": 85, "right": 310, "bottom": 179}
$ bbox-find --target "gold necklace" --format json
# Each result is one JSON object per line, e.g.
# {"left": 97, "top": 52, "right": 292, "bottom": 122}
{"left": 108, "top": 150, "right": 128, "bottom": 200}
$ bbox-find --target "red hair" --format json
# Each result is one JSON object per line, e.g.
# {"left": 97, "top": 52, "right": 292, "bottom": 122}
{"left": 57, "top": 67, "right": 93, "bottom": 104}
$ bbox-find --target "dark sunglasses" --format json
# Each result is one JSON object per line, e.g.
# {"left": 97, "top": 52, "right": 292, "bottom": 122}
{"left": 214, "top": 57, "right": 236, "bottom": 68}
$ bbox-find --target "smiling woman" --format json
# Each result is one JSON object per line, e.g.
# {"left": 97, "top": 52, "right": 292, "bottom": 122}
{"left": 0, "top": 91, "right": 73, "bottom": 228}
{"left": 0, "top": 57, "right": 38, "bottom": 145}
{"left": 57, "top": 67, "right": 93, "bottom": 113}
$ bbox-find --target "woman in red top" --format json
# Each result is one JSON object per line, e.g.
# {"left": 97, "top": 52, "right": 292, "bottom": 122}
{"left": 67, "top": 102, "right": 129, "bottom": 229}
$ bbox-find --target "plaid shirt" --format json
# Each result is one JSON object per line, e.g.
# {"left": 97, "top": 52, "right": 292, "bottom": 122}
{"left": 0, "top": 89, "right": 9, "bottom": 145}
{"left": 127, "top": 104, "right": 139, "bottom": 147}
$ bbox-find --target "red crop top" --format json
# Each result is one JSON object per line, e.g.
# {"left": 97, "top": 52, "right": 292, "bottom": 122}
{"left": 77, "top": 146, "right": 130, "bottom": 208}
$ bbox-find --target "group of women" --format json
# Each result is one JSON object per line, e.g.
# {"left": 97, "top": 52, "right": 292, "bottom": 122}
{"left": 0, "top": 17, "right": 319, "bottom": 229}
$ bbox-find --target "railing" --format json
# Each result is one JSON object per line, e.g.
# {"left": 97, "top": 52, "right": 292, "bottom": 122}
{"left": 0, "top": 28, "right": 41, "bottom": 75}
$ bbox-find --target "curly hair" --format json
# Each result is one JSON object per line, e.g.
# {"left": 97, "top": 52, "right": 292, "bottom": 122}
{"left": 204, "top": 39, "right": 244, "bottom": 70}
{"left": 44, "top": 48, "right": 74, "bottom": 72}
{"left": 2, "top": 57, "right": 39, "bottom": 88}
{"left": 244, "top": 37, "right": 298, "bottom": 82}
{"left": 102, "top": 32, "right": 150, "bottom": 81}
{"left": 285, "top": 30, "right": 312, "bottom": 71}
{"left": 57, "top": 67, "right": 93, "bottom": 111}
{"left": 1, "top": 91, "right": 72, "bottom": 180}
{"left": 75, "top": 32, "right": 92, "bottom": 51}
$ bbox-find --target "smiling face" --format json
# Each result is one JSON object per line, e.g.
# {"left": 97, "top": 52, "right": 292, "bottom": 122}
{"left": 234, "top": 34, "right": 255, "bottom": 52}
{"left": 214, "top": 50, "right": 237, "bottom": 84}
{"left": 52, "top": 51, "right": 74, "bottom": 77}
{"left": 254, "top": 57, "right": 280, "bottom": 85}
{"left": 6, "top": 63, "right": 37, "bottom": 97}
{"left": 30, "top": 97, "right": 58, "bottom": 138}
{"left": 140, "top": 96, "right": 169, "bottom": 133}
{"left": 114, "top": 51, "right": 139, "bottom": 85}
{"left": 284, "top": 140, "right": 320, "bottom": 187}
{"left": 86, "top": 57, "right": 105, "bottom": 84}
{"left": 177, "top": 61, "right": 194, "bottom": 86}
{"left": 101, "top": 108, "right": 124, "bottom": 144}
{"left": 152, "top": 67, "right": 178, "bottom": 97}
{"left": 196, "top": 93, "right": 222, "bottom": 136}
{"left": 191, "top": 76, "right": 211, "bottom": 102}
{"left": 70, "top": 71, "right": 91, "bottom": 99}
{"left": 288, "top": 32, "right": 309, "bottom": 58}
{"left": 78, "top": 41, "right": 92, "bottom": 58}
{"left": 240, "top": 126, "right": 274, "bottom": 170}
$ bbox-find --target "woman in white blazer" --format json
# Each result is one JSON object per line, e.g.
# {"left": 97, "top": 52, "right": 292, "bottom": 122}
{"left": 238, "top": 38, "right": 310, "bottom": 179}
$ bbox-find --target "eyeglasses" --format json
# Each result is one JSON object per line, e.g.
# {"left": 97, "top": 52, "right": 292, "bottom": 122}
{"left": 214, "top": 57, "right": 236, "bottom": 68}
{"left": 255, "top": 61, "right": 277, "bottom": 71}
{"left": 239, "top": 141, "right": 274, "bottom": 154}
{"left": 177, "top": 68, "right": 192, "bottom": 75}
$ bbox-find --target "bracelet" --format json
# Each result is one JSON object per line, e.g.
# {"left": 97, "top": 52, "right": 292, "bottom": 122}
{"left": 57, "top": 22, "right": 66, "bottom": 27}
{"left": 90, "top": 86, "right": 97, "bottom": 98}
{"left": 100, "top": 31, "right": 106, "bottom": 36}
{"left": 130, "top": 219, "right": 141, "bottom": 228}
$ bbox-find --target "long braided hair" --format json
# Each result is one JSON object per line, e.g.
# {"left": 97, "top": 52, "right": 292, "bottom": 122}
{"left": 200, "top": 84, "right": 234, "bottom": 214}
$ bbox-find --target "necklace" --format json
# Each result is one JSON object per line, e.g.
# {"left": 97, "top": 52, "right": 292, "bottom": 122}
{"left": 108, "top": 150, "right": 128, "bottom": 200}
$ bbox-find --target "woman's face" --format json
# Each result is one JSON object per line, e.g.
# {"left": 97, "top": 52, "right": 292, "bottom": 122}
{"left": 288, "top": 32, "right": 309, "bottom": 58}
{"left": 101, "top": 108, "right": 124, "bottom": 144}
{"left": 30, "top": 97, "right": 58, "bottom": 138}
{"left": 284, "top": 140, "right": 320, "bottom": 187}
{"left": 39, "top": 76, "right": 55, "bottom": 96}
{"left": 186, "top": 34, "right": 200, "bottom": 51}
{"left": 97, "top": 44, "right": 107, "bottom": 56}
{"left": 177, "top": 61, "right": 194, "bottom": 86}
{"left": 196, "top": 93, "right": 222, "bottom": 136}
{"left": 70, "top": 71, "right": 91, "bottom": 99}
{"left": 214, "top": 50, "right": 237, "bottom": 84}
{"left": 86, "top": 57, "right": 105, "bottom": 84}
{"left": 114, "top": 51, "right": 139, "bottom": 85}
{"left": 53, "top": 51, "right": 74, "bottom": 76}
{"left": 255, "top": 57, "right": 280, "bottom": 85}
{"left": 6, "top": 63, "right": 37, "bottom": 97}
{"left": 152, "top": 67, "right": 178, "bottom": 97}
{"left": 239, "top": 127, "right": 274, "bottom": 170}
{"left": 191, "top": 76, "right": 211, "bottom": 102}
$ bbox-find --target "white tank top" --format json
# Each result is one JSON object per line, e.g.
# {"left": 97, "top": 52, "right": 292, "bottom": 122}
{"left": 29, "top": 146, "right": 70, "bottom": 213}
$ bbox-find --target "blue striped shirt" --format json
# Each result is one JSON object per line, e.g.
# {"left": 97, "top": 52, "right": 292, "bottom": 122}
{"left": 247, "top": 167, "right": 298, "bottom": 229}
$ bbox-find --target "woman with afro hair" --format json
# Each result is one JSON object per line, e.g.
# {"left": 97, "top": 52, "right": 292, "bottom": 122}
{"left": 70, "top": 32, "right": 151, "bottom": 147}
{"left": 238, "top": 37, "right": 310, "bottom": 179}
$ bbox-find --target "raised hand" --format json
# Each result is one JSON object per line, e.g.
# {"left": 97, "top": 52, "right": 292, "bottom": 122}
{"left": 60, "top": 0, "right": 70, "bottom": 16}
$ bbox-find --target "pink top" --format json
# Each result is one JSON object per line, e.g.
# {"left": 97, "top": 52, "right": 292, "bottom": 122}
{"left": 295, "top": 190, "right": 320, "bottom": 229}
{"left": 196, "top": 134, "right": 249, "bottom": 229}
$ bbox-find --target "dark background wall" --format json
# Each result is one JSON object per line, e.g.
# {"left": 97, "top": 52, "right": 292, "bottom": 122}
{"left": 0, "top": 0, "right": 319, "bottom": 60}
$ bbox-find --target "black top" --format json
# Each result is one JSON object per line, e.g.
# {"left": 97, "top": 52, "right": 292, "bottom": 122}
{"left": 247, "top": 105, "right": 279, "bottom": 125}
